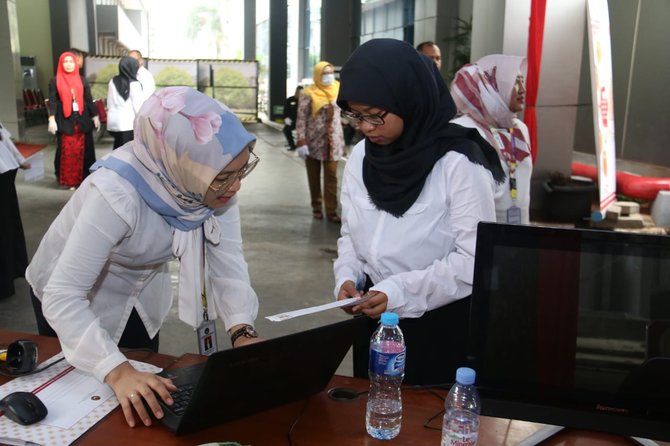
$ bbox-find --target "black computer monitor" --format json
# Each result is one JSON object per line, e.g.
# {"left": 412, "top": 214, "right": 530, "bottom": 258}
{"left": 468, "top": 222, "right": 670, "bottom": 442}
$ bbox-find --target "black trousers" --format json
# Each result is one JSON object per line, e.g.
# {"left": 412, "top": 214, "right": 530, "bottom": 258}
{"left": 352, "top": 276, "right": 471, "bottom": 386}
{"left": 283, "top": 125, "right": 296, "bottom": 150}
{"left": 30, "top": 289, "right": 159, "bottom": 352}
{"left": 109, "top": 130, "right": 133, "bottom": 150}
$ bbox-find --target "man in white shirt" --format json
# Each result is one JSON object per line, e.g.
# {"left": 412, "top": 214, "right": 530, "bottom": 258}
{"left": 128, "top": 49, "right": 156, "bottom": 102}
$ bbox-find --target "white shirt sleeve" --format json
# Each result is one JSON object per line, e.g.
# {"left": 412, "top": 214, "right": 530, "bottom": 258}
{"left": 0, "top": 126, "right": 26, "bottom": 173}
{"left": 373, "top": 155, "right": 496, "bottom": 317}
{"left": 206, "top": 199, "right": 259, "bottom": 330}
{"left": 129, "top": 81, "right": 144, "bottom": 113}
{"left": 41, "top": 186, "right": 133, "bottom": 382}
{"left": 333, "top": 148, "right": 367, "bottom": 296}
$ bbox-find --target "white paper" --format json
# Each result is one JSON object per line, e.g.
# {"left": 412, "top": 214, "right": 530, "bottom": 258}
{"left": 0, "top": 354, "right": 161, "bottom": 446}
{"left": 266, "top": 295, "right": 371, "bottom": 322}
{"left": 21, "top": 152, "right": 44, "bottom": 182}
{"left": 34, "top": 366, "right": 114, "bottom": 429}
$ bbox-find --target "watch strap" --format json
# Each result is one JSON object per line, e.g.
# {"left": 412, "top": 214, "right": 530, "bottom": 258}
{"left": 230, "top": 325, "right": 257, "bottom": 345}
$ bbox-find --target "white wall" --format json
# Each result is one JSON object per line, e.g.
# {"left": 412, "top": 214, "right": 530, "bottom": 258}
{"left": 67, "top": 0, "right": 88, "bottom": 53}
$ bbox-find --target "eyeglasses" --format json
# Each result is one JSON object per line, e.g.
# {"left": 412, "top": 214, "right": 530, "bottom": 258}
{"left": 341, "top": 109, "right": 389, "bottom": 126}
{"left": 208, "top": 150, "right": 260, "bottom": 196}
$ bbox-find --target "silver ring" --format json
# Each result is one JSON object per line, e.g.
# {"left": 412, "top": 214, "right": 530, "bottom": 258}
{"left": 129, "top": 393, "right": 136, "bottom": 399}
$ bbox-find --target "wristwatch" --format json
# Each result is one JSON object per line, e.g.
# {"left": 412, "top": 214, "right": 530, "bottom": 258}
{"left": 230, "top": 325, "right": 258, "bottom": 345}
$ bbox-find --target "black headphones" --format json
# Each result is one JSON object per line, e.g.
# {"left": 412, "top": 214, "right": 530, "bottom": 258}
{"left": 2, "top": 339, "right": 39, "bottom": 375}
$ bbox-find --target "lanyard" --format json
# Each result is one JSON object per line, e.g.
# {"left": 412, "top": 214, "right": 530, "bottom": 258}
{"left": 491, "top": 127, "right": 518, "bottom": 203}
{"left": 201, "top": 226, "right": 209, "bottom": 322}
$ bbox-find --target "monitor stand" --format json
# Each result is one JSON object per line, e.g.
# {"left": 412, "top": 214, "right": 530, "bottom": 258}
{"left": 516, "top": 425, "right": 659, "bottom": 446}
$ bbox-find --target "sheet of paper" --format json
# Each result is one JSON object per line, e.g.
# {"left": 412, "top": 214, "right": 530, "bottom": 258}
{"left": 266, "top": 295, "right": 371, "bottom": 322}
{"left": 21, "top": 152, "right": 44, "bottom": 182}
{"left": 33, "top": 366, "right": 114, "bottom": 429}
{"left": 0, "top": 354, "right": 161, "bottom": 446}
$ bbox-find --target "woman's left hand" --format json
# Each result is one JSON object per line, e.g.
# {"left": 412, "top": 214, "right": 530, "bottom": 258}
{"left": 350, "top": 290, "right": 388, "bottom": 319}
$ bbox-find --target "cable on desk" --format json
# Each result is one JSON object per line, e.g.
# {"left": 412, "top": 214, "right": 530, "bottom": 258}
{"left": 0, "top": 356, "right": 66, "bottom": 377}
{"left": 287, "top": 396, "right": 312, "bottom": 446}
{"left": 422, "top": 389, "right": 447, "bottom": 431}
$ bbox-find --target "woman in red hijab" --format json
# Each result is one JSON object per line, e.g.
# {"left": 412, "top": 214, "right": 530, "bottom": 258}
{"left": 47, "top": 51, "right": 99, "bottom": 189}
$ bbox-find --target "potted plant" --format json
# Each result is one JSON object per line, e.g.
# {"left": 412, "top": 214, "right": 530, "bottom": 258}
{"left": 543, "top": 172, "right": 598, "bottom": 223}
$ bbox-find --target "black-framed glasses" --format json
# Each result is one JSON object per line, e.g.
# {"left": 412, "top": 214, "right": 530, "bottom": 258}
{"left": 341, "top": 109, "right": 389, "bottom": 126}
{"left": 208, "top": 150, "right": 260, "bottom": 196}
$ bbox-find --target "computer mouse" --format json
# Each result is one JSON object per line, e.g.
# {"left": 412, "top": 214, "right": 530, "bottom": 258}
{"left": 0, "top": 391, "right": 48, "bottom": 425}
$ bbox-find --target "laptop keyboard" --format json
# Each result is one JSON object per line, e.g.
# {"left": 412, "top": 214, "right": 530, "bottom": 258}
{"left": 167, "top": 384, "right": 194, "bottom": 415}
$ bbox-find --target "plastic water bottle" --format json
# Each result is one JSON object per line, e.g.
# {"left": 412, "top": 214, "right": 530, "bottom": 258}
{"left": 366, "top": 312, "right": 406, "bottom": 440}
{"left": 441, "top": 367, "right": 481, "bottom": 446}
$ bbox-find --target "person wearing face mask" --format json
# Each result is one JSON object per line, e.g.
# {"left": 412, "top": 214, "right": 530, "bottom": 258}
{"left": 295, "top": 61, "right": 346, "bottom": 223}
{"left": 27, "top": 87, "right": 262, "bottom": 428}
{"left": 450, "top": 55, "right": 532, "bottom": 224}
{"left": 47, "top": 51, "right": 100, "bottom": 189}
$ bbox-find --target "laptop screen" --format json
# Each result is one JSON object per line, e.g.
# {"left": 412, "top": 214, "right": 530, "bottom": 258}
{"left": 468, "top": 222, "right": 670, "bottom": 441}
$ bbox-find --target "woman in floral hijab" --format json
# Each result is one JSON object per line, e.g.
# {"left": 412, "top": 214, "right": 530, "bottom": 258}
{"left": 27, "top": 87, "right": 261, "bottom": 428}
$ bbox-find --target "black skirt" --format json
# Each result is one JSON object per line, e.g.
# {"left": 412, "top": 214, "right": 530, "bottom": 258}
{"left": 0, "top": 169, "right": 28, "bottom": 298}
{"left": 352, "top": 277, "right": 471, "bottom": 386}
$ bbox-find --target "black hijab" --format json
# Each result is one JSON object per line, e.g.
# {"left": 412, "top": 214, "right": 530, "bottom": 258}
{"left": 112, "top": 56, "right": 139, "bottom": 101}
{"left": 337, "top": 38, "right": 505, "bottom": 217}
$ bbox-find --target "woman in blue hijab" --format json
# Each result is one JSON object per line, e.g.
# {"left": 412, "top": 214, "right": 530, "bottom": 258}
{"left": 27, "top": 87, "right": 261, "bottom": 427}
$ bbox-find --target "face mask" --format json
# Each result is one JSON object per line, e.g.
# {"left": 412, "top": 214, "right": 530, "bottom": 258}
{"left": 321, "top": 73, "right": 335, "bottom": 86}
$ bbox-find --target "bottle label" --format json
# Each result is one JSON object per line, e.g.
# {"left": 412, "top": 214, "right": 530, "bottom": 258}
{"left": 369, "top": 348, "right": 406, "bottom": 376}
{"left": 442, "top": 431, "right": 478, "bottom": 446}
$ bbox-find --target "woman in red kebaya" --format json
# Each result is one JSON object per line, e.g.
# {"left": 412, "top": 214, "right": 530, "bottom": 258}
{"left": 47, "top": 51, "right": 99, "bottom": 189}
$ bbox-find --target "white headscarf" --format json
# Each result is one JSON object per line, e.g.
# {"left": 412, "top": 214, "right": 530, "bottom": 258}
{"left": 92, "top": 86, "right": 256, "bottom": 327}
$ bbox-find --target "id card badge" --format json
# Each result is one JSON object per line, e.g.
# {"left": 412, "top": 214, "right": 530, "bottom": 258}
{"left": 507, "top": 206, "right": 522, "bottom": 224}
{"left": 197, "top": 319, "right": 218, "bottom": 356}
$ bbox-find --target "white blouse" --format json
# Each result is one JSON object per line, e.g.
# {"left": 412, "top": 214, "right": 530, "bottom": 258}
{"left": 452, "top": 115, "right": 533, "bottom": 224}
{"left": 0, "top": 124, "right": 26, "bottom": 174}
{"left": 106, "top": 80, "right": 144, "bottom": 132}
{"left": 333, "top": 142, "right": 496, "bottom": 318}
{"left": 26, "top": 169, "right": 258, "bottom": 382}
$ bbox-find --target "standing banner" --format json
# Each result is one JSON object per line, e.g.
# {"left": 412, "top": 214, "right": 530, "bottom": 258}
{"left": 525, "top": 0, "right": 547, "bottom": 165}
{"left": 586, "top": 0, "right": 617, "bottom": 219}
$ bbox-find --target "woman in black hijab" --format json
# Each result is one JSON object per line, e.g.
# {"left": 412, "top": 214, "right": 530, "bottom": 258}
{"left": 333, "top": 38, "right": 504, "bottom": 385}
{"left": 106, "top": 56, "right": 142, "bottom": 149}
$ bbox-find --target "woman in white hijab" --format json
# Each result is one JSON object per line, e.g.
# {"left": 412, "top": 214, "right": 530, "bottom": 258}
{"left": 26, "top": 87, "right": 261, "bottom": 428}
{"left": 451, "top": 55, "right": 532, "bottom": 224}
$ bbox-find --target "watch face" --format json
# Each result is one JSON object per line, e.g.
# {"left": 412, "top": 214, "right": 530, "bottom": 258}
{"left": 244, "top": 326, "right": 258, "bottom": 337}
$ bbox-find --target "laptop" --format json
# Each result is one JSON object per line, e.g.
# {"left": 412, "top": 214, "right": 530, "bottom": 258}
{"left": 156, "top": 316, "right": 365, "bottom": 435}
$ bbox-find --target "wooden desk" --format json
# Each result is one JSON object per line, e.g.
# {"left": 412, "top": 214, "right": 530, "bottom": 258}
{"left": 1, "top": 331, "right": 668, "bottom": 446}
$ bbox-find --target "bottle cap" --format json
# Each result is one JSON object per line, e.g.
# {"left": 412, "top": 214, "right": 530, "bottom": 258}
{"left": 455, "top": 367, "right": 476, "bottom": 385}
{"left": 380, "top": 312, "right": 399, "bottom": 326}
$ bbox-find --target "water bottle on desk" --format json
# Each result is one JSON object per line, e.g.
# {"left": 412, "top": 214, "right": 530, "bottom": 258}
{"left": 366, "top": 312, "right": 406, "bottom": 440}
{"left": 442, "top": 367, "right": 481, "bottom": 446}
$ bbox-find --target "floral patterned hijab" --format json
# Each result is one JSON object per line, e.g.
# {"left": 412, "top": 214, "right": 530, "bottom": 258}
{"left": 93, "top": 86, "right": 256, "bottom": 230}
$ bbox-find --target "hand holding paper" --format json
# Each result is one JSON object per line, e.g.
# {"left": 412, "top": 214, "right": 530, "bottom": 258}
{"left": 266, "top": 295, "right": 371, "bottom": 322}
